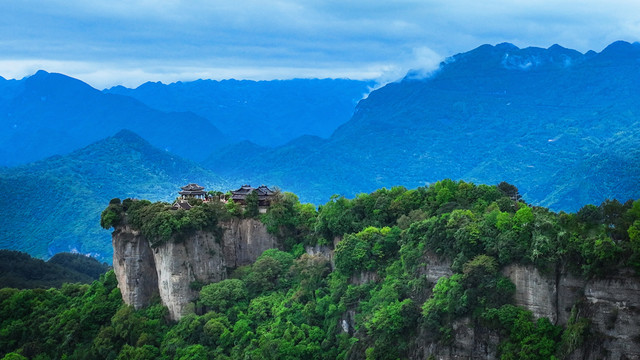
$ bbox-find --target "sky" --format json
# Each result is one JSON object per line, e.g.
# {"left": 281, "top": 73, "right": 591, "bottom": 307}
{"left": 1, "top": 0, "right": 640, "bottom": 89}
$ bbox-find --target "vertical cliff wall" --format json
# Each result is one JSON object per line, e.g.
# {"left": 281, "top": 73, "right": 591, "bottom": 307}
{"left": 112, "top": 218, "right": 278, "bottom": 320}
{"left": 503, "top": 265, "right": 640, "bottom": 360}
{"left": 112, "top": 225, "right": 159, "bottom": 309}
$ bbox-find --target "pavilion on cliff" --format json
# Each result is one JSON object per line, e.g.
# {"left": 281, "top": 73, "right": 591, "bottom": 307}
{"left": 178, "top": 183, "right": 206, "bottom": 200}
{"left": 230, "top": 185, "right": 275, "bottom": 210}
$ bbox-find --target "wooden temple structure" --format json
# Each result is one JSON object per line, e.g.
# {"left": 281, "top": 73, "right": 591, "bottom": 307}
{"left": 173, "top": 183, "right": 276, "bottom": 212}
{"left": 231, "top": 185, "right": 275, "bottom": 207}
{"left": 178, "top": 183, "right": 206, "bottom": 199}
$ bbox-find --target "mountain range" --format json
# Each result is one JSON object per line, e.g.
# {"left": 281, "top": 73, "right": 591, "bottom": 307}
{"left": 0, "top": 71, "right": 230, "bottom": 166}
{"left": 0, "top": 72, "right": 372, "bottom": 166}
{"left": 205, "top": 41, "right": 640, "bottom": 210}
{"left": 1, "top": 41, "right": 639, "bottom": 261}
{"left": 105, "top": 78, "right": 374, "bottom": 147}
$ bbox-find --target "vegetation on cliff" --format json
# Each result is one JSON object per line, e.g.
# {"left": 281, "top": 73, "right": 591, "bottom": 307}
{"left": 101, "top": 197, "right": 230, "bottom": 247}
{"left": 4, "top": 180, "right": 640, "bottom": 359}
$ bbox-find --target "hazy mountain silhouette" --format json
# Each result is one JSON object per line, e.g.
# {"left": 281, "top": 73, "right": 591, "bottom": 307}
{"left": 105, "top": 78, "right": 374, "bottom": 146}
{"left": 0, "top": 71, "right": 229, "bottom": 166}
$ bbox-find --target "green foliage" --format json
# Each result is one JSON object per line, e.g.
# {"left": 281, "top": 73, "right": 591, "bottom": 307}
{"left": 244, "top": 190, "right": 260, "bottom": 218}
{"left": 483, "top": 305, "right": 563, "bottom": 360}
{"left": 4, "top": 181, "right": 640, "bottom": 359}
{"left": 200, "top": 279, "right": 248, "bottom": 313}
{"left": 0, "top": 250, "right": 109, "bottom": 289}
{"left": 108, "top": 199, "right": 230, "bottom": 247}
{"left": 334, "top": 226, "right": 401, "bottom": 275}
{"left": 261, "top": 191, "right": 318, "bottom": 250}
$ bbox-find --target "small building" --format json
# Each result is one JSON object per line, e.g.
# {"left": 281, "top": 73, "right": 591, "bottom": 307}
{"left": 179, "top": 183, "right": 206, "bottom": 199}
{"left": 231, "top": 185, "right": 275, "bottom": 210}
{"left": 172, "top": 200, "right": 193, "bottom": 210}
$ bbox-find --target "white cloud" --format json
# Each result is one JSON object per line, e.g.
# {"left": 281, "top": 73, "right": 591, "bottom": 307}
{"left": 1, "top": 0, "right": 639, "bottom": 87}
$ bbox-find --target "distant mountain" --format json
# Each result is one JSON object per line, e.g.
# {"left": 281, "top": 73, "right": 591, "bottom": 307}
{"left": 0, "top": 130, "right": 231, "bottom": 262}
{"left": 0, "top": 250, "right": 110, "bottom": 289}
{"left": 0, "top": 70, "right": 230, "bottom": 166}
{"left": 105, "top": 78, "right": 374, "bottom": 146}
{"left": 205, "top": 41, "right": 640, "bottom": 211}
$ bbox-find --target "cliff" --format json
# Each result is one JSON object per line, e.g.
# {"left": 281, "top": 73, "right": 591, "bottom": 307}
{"left": 504, "top": 265, "right": 640, "bottom": 360}
{"left": 112, "top": 218, "right": 278, "bottom": 320}
{"left": 406, "top": 263, "right": 640, "bottom": 360}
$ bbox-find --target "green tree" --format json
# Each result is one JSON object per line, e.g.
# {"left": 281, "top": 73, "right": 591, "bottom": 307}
{"left": 200, "top": 279, "right": 248, "bottom": 313}
{"left": 244, "top": 190, "right": 260, "bottom": 218}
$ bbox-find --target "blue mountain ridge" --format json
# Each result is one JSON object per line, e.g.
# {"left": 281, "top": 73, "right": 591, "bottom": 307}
{"left": 204, "top": 41, "right": 640, "bottom": 212}
{"left": 0, "top": 71, "right": 230, "bottom": 166}
{"left": 104, "top": 78, "right": 375, "bottom": 147}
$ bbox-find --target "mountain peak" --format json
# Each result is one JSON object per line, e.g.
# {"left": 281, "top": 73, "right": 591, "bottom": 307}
{"left": 600, "top": 40, "right": 640, "bottom": 56}
{"left": 495, "top": 42, "right": 519, "bottom": 51}
{"left": 111, "top": 129, "right": 148, "bottom": 143}
{"left": 25, "top": 70, "right": 97, "bottom": 95}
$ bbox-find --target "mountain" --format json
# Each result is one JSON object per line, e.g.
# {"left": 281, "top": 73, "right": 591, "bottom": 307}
{"left": 0, "top": 70, "right": 230, "bottom": 166}
{"left": 0, "top": 250, "right": 110, "bottom": 289}
{"left": 204, "top": 41, "right": 640, "bottom": 211}
{"left": 0, "top": 130, "right": 231, "bottom": 262}
{"left": 105, "top": 78, "right": 374, "bottom": 146}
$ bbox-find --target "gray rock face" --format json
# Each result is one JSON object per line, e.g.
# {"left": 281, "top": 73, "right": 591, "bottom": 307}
{"left": 221, "top": 218, "right": 278, "bottom": 268}
{"left": 112, "top": 225, "right": 158, "bottom": 309}
{"left": 502, "top": 264, "right": 558, "bottom": 323}
{"left": 414, "top": 318, "right": 500, "bottom": 360}
{"left": 151, "top": 231, "right": 227, "bottom": 320}
{"left": 503, "top": 265, "right": 640, "bottom": 360}
{"left": 574, "top": 271, "right": 640, "bottom": 360}
{"left": 112, "top": 218, "right": 278, "bottom": 321}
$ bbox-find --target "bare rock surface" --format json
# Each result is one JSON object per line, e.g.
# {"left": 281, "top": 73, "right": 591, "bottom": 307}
{"left": 112, "top": 218, "right": 278, "bottom": 320}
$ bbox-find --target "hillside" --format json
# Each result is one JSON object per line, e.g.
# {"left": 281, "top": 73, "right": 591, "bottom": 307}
{"left": 0, "top": 71, "right": 229, "bottom": 166}
{"left": 0, "top": 130, "right": 231, "bottom": 262}
{"left": 204, "top": 41, "right": 640, "bottom": 211}
{"left": 0, "top": 250, "right": 110, "bottom": 289}
{"left": 105, "top": 78, "right": 374, "bottom": 147}
{"left": 2, "top": 181, "right": 639, "bottom": 359}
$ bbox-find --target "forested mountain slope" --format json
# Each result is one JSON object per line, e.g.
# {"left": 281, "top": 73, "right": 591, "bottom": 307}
{"left": 2, "top": 181, "right": 640, "bottom": 359}
{"left": 206, "top": 41, "right": 640, "bottom": 211}
{"left": 0, "top": 130, "right": 230, "bottom": 262}
{"left": 0, "top": 250, "right": 110, "bottom": 289}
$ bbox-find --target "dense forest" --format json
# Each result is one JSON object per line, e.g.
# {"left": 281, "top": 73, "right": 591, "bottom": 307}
{"left": 0, "top": 251, "right": 110, "bottom": 289}
{"left": 2, "top": 180, "right": 640, "bottom": 359}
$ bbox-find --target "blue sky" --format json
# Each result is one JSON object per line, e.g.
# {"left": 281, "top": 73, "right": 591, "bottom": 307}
{"left": 2, "top": 0, "right": 639, "bottom": 88}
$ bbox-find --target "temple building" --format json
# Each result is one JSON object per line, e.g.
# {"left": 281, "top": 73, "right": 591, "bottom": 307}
{"left": 231, "top": 185, "right": 275, "bottom": 210}
{"left": 178, "top": 183, "right": 206, "bottom": 199}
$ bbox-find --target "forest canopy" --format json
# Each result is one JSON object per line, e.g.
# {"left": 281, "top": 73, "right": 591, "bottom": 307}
{"left": 4, "top": 180, "right": 640, "bottom": 359}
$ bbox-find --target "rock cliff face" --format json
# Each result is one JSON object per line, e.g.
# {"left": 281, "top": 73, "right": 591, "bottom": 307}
{"left": 112, "top": 218, "right": 278, "bottom": 320}
{"left": 409, "top": 260, "right": 640, "bottom": 359}
{"left": 501, "top": 265, "right": 640, "bottom": 359}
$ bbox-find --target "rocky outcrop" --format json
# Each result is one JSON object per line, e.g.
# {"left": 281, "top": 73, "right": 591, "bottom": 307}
{"left": 221, "top": 218, "right": 278, "bottom": 268}
{"left": 502, "top": 265, "right": 640, "bottom": 360}
{"left": 112, "top": 218, "right": 278, "bottom": 320}
{"left": 571, "top": 271, "right": 640, "bottom": 360}
{"left": 413, "top": 318, "right": 500, "bottom": 360}
{"left": 111, "top": 225, "right": 159, "bottom": 309}
{"left": 502, "top": 264, "right": 559, "bottom": 323}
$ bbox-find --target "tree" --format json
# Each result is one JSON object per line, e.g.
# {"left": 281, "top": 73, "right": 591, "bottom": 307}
{"left": 200, "top": 279, "right": 248, "bottom": 313}
{"left": 244, "top": 190, "right": 259, "bottom": 218}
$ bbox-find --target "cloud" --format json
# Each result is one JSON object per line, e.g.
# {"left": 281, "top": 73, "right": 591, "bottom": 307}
{"left": 1, "top": 0, "right": 640, "bottom": 87}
